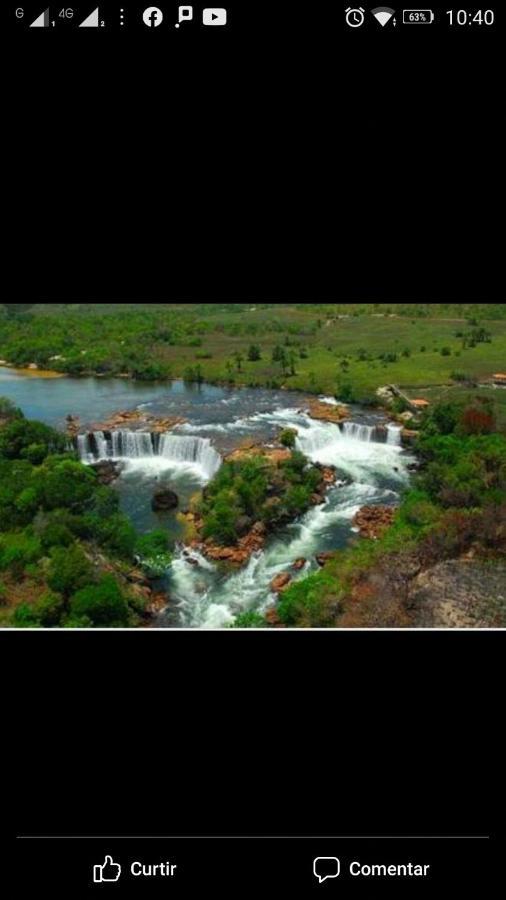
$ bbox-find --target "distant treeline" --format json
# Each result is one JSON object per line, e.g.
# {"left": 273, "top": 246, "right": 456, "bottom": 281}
{"left": 2, "top": 302, "right": 505, "bottom": 320}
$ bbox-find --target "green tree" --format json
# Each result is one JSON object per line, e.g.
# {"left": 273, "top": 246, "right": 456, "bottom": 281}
{"left": 279, "top": 429, "right": 297, "bottom": 449}
{"left": 47, "top": 544, "right": 94, "bottom": 596}
{"left": 70, "top": 575, "right": 129, "bottom": 626}
{"left": 248, "top": 344, "right": 262, "bottom": 362}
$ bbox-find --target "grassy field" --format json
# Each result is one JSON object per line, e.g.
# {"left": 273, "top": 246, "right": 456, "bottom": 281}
{"left": 1, "top": 304, "right": 505, "bottom": 422}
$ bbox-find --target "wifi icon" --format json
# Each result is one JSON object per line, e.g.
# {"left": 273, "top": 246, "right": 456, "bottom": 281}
{"left": 371, "top": 6, "right": 396, "bottom": 26}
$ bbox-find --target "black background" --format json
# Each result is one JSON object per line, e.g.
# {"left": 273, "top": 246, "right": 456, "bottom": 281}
{"left": 2, "top": 2, "right": 504, "bottom": 894}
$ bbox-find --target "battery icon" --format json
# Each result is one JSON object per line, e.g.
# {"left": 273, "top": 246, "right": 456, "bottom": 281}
{"left": 402, "top": 9, "right": 435, "bottom": 22}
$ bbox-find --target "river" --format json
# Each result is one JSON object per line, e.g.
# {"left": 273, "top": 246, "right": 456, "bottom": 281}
{"left": 0, "top": 368, "right": 412, "bottom": 628}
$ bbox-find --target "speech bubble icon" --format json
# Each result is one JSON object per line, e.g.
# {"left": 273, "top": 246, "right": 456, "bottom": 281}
{"left": 313, "top": 857, "right": 341, "bottom": 884}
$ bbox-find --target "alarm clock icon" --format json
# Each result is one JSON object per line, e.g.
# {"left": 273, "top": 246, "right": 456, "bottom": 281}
{"left": 345, "top": 7, "right": 365, "bottom": 27}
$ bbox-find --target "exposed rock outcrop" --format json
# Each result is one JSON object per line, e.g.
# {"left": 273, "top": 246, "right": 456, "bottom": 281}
{"left": 202, "top": 522, "right": 267, "bottom": 566}
{"left": 270, "top": 572, "right": 292, "bottom": 594}
{"left": 353, "top": 506, "right": 396, "bottom": 540}
{"left": 91, "top": 409, "right": 187, "bottom": 433}
{"left": 225, "top": 444, "right": 292, "bottom": 464}
{"left": 306, "top": 400, "right": 350, "bottom": 424}
{"left": 408, "top": 560, "right": 506, "bottom": 628}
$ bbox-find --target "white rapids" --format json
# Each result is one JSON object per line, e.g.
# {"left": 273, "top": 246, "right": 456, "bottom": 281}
{"left": 165, "top": 409, "right": 412, "bottom": 629}
{"left": 77, "top": 431, "right": 222, "bottom": 483}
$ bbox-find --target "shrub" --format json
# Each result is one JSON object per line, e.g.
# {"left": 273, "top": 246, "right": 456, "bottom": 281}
{"left": 136, "top": 530, "right": 172, "bottom": 576}
{"left": 0, "top": 532, "right": 42, "bottom": 577}
{"left": 279, "top": 429, "right": 297, "bottom": 449}
{"left": 47, "top": 544, "right": 94, "bottom": 596}
{"left": 0, "top": 420, "right": 66, "bottom": 461}
{"left": 247, "top": 345, "right": 262, "bottom": 362}
{"left": 0, "top": 397, "right": 23, "bottom": 420}
{"left": 422, "top": 402, "right": 463, "bottom": 436}
{"left": 277, "top": 572, "right": 340, "bottom": 627}
{"left": 337, "top": 382, "right": 355, "bottom": 403}
{"left": 35, "top": 458, "right": 97, "bottom": 511}
{"left": 232, "top": 612, "right": 266, "bottom": 629}
{"left": 40, "top": 522, "right": 74, "bottom": 551}
{"left": 459, "top": 406, "right": 496, "bottom": 436}
{"left": 13, "top": 604, "right": 40, "bottom": 628}
{"left": 33, "top": 592, "right": 65, "bottom": 627}
{"left": 70, "top": 575, "right": 129, "bottom": 626}
{"left": 202, "top": 492, "right": 241, "bottom": 545}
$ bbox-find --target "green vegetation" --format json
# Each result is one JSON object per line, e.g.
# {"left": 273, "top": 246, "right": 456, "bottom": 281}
{"left": 0, "top": 401, "right": 170, "bottom": 628}
{"left": 276, "top": 398, "right": 506, "bottom": 628}
{"left": 199, "top": 451, "right": 324, "bottom": 546}
{"left": 1, "top": 304, "right": 505, "bottom": 411}
{"left": 135, "top": 530, "right": 173, "bottom": 577}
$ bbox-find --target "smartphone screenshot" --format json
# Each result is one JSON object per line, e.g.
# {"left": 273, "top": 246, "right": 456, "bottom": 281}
{"left": 2, "top": 2, "right": 504, "bottom": 895}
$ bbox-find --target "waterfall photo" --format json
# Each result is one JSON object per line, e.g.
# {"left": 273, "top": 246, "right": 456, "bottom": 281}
{"left": 1, "top": 302, "right": 505, "bottom": 630}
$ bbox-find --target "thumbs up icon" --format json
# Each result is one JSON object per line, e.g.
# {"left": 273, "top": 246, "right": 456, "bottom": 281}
{"left": 93, "top": 856, "right": 122, "bottom": 884}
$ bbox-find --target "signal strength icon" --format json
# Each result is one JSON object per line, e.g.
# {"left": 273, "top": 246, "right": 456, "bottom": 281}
{"left": 30, "top": 8, "right": 49, "bottom": 27}
{"left": 79, "top": 7, "right": 100, "bottom": 27}
{"left": 371, "top": 6, "right": 396, "bottom": 26}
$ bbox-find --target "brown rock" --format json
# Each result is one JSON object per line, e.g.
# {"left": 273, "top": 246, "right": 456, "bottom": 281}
{"left": 353, "top": 506, "right": 396, "bottom": 540}
{"left": 265, "top": 609, "right": 284, "bottom": 628}
{"left": 127, "top": 568, "right": 152, "bottom": 587}
{"left": 270, "top": 572, "right": 292, "bottom": 593}
{"left": 307, "top": 400, "right": 350, "bottom": 425}
{"left": 402, "top": 428, "right": 420, "bottom": 446}
{"left": 145, "top": 592, "right": 169, "bottom": 617}
{"left": 91, "top": 409, "right": 187, "bottom": 434}
{"left": 321, "top": 467, "right": 337, "bottom": 485}
{"left": 293, "top": 558, "right": 306, "bottom": 571}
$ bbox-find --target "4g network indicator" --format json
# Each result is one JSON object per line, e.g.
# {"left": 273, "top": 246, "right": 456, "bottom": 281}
{"left": 13, "top": 5, "right": 229, "bottom": 28}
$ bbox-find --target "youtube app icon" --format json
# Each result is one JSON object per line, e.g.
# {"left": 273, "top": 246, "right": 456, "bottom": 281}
{"left": 203, "top": 8, "right": 227, "bottom": 26}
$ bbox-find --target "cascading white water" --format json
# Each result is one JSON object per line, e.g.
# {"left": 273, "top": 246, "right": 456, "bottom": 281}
{"left": 112, "top": 431, "right": 155, "bottom": 458}
{"left": 167, "top": 411, "right": 414, "bottom": 629}
{"left": 77, "top": 430, "right": 222, "bottom": 482}
{"left": 158, "top": 434, "right": 222, "bottom": 479}
{"left": 386, "top": 424, "right": 403, "bottom": 446}
{"left": 341, "top": 422, "right": 376, "bottom": 443}
{"left": 171, "top": 481, "right": 401, "bottom": 629}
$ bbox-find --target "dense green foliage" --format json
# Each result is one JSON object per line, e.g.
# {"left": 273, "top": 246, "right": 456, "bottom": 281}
{"left": 135, "top": 530, "right": 172, "bottom": 577}
{"left": 0, "top": 402, "right": 169, "bottom": 628}
{"left": 200, "top": 452, "right": 323, "bottom": 546}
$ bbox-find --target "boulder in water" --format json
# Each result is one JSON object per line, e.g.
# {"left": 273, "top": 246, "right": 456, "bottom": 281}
{"left": 293, "top": 558, "right": 307, "bottom": 571}
{"left": 271, "top": 572, "right": 292, "bottom": 594}
{"left": 152, "top": 488, "right": 179, "bottom": 512}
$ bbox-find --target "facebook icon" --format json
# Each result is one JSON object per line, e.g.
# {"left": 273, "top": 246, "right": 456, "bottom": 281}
{"left": 143, "top": 7, "right": 164, "bottom": 27}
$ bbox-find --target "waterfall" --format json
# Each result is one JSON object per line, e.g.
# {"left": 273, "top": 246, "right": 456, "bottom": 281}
{"left": 294, "top": 416, "right": 409, "bottom": 487}
{"left": 158, "top": 434, "right": 222, "bottom": 479}
{"left": 341, "top": 422, "right": 376, "bottom": 443}
{"left": 386, "top": 424, "right": 403, "bottom": 446}
{"left": 77, "top": 430, "right": 222, "bottom": 481}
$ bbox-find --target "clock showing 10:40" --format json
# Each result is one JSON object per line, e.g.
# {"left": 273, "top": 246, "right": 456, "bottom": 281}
{"left": 345, "top": 7, "right": 366, "bottom": 27}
